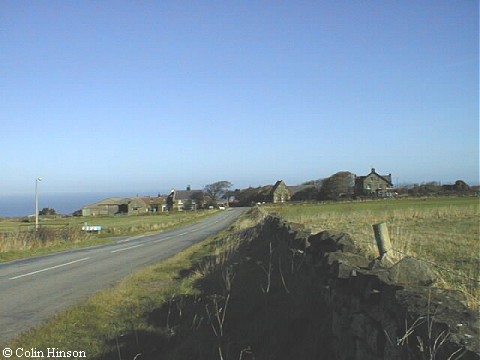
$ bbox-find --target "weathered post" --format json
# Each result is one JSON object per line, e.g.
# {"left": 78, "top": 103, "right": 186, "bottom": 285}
{"left": 373, "top": 222, "right": 392, "bottom": 258}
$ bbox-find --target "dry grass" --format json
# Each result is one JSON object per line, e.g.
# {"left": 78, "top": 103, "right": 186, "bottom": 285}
{"left": 267, "top": 197, "right": 479, "bottom": 307}
{"left": 0, "top": 211, "right": 218, "bottom": 262}
{"left": 0, "top": 226, "right": 89, "bottom": 252}
{"left": 193, "top": 207, "right": 265, "bottom": 280}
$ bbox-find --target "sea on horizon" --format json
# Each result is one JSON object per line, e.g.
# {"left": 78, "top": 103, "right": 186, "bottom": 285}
{"left": 0, "top": 191, "right": 167, "bottom": 218}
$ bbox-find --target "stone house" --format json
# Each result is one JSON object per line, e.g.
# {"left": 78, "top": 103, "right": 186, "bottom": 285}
{"left": 128, "top": 197, "right": 164, "bottom": 215}
{"left": 354, "top": 168, "right": 393, "bottom": 198}
{"left": 165, "top": 189, "right": 204, "bottom": 211}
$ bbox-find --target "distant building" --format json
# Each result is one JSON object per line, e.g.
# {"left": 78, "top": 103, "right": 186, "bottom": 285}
{"left": 128, "top": 197, "right": 164, "bottom": 215}
{"left": 81, "top": 198, "right": 128, "bottom": 217}
{"left": 165, "top": 189, "right": 204, "bottom": 211}
{"left": 271, "top": 181, "right": 320, "bottom": 203}
{"left": 271, "top": 180, "right": 291, "bottom": 203}
{"left": 82, "top": 196, "right": 164, "bottom": 216}
{"left": 354, "top": 168, "right": 393, "bottom": 198}
{"left": 252, "top": 181, "right": 290, "bottom": 204}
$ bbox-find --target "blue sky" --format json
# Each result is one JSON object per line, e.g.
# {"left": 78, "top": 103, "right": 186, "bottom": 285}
{"left": 1, "top": 1, "right": 478, "bottom": 195}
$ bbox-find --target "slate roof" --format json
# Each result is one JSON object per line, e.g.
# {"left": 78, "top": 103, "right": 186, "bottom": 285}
{"left": 356, "top": 168, "right": 393, "bottom": 186}
{"left": 137, "top": 197, "right": 164, "bottom": 205}
{"left": 83, "top": 198, "right": 128, "bottom": 208}
{"left": 173, "top": 190, "right": 204, "bottom": 201}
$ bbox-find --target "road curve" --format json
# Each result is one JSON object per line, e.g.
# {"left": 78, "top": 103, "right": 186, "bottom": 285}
{"left": 0, "top": 208, "right": 247, "bottom": 344}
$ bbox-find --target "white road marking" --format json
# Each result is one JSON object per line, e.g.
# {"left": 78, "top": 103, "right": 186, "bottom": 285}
{"left": 121, "top": 212, "right": 231, "bottom": 245}
{"left": 152, "top": 231, "right": 194, "bottom": 243}
{"left": 111, "top": 244, "right": 144, "bottom": 253}
{"left": 117, "top": 235, "right": 146, "bottom": 243}
{"left": 9, "top": 257, "right": 91, "bottom": 280}
{"left": 152, "top": 235, "right": 173, "bottom": 244}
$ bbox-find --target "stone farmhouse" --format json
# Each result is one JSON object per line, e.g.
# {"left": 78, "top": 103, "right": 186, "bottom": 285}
{"left": 129, "top": 197, "right": 164, "bottom": 214}
{"left": 354, "top": 168, "right": 394, "bottom": 198}
{"left": 166, "top": 189, "right": 204, "bottom": 211}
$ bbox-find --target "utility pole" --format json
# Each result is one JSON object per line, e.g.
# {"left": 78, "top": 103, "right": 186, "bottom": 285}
{"left": 35, "top": 177, "right": 42, "bottom": 231}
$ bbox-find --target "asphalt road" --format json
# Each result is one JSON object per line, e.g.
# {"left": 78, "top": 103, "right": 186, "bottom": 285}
{"left": 0, "top": 208, "right": 246, "bottom": 345}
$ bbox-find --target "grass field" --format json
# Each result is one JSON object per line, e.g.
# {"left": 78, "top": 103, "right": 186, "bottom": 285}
{"left": 266, "top": 197, "right": 479, "bottom": 306}
{"left": 0, "top": 210, "right": 218, "bottom": 235}
{"left": 0, "top": 210, "right": 218, "bottom": 262}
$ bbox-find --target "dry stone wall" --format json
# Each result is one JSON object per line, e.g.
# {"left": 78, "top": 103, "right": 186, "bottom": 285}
{"left": 258, "top": 215, "right": 479, "bottom": 359}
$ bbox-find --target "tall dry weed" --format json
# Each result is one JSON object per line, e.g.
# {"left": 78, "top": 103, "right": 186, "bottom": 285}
{"left": 0, "top": 226, "right": 89, "bottom": 253}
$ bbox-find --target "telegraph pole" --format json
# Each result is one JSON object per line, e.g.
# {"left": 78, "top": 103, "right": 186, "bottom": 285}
{"left": 35, "top": 177, "right": 42, "bottom": 231}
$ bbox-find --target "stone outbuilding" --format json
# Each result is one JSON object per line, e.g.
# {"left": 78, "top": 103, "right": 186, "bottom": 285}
{"left": 82, "top": 196, "right": 164, "bottom": 216}
{"left": 271, "top": 180, "right": 291, "bottom": 203}
{"left": 81, "top": 198, "right": 128, "bottom": 217}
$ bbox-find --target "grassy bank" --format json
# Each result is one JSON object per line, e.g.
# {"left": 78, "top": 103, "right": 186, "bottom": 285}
{"left": 0, "top": 210, "right": 217, "bottom": 263}
{"left": 267, "top": 197, "right": 479, "bottom": 306}
{"left": 3, "top": 208, "right": 260, "bottom": 359}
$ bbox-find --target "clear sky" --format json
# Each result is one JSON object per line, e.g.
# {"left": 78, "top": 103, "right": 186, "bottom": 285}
{"left": 1, "top": 1, "right": 478, "bottom": 195}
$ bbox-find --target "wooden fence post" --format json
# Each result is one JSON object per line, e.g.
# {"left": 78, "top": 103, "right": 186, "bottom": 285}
{"left": 373, "top": 222, "right": 392, "bottom": 258}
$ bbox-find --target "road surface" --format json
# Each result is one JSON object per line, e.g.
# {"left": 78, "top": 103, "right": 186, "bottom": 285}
{"left": 0, "top": 208, "right": 246, "bottom": 344}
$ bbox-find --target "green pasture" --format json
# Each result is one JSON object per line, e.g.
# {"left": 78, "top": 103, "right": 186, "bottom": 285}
{"left": 269, "top": 196, "right": 478, "bottom": 217}
{"left": 267, "top": 196, "right": 480, "bottom": 306}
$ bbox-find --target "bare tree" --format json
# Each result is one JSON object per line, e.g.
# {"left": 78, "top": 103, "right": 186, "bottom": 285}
{"left": 204, "top": 181, "right": 233, "bottom": 202}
